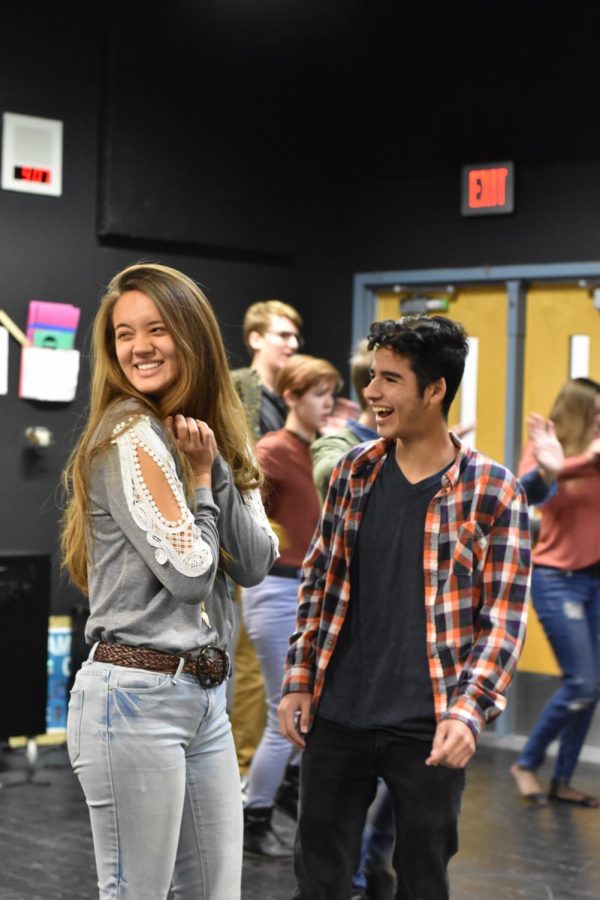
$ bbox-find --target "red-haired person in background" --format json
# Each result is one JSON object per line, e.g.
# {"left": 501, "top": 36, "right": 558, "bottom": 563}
{"left": 242, "top": 355, "right": 342, "bottom": 859}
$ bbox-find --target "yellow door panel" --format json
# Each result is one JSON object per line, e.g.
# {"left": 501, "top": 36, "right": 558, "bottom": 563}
{"left": 523, "top": 286, "right": 600, "bottom": 428}
{"left": 518, "top": 605, "right": 560, "bottom": 675}
{"left": 375, "top": 288, "right": 507, "bottom": 462}
{"left": 375, "top": 294, "right": 403, "bottom": 322}
{"left": 445, "top": 288, "right": 507, "bottom": 463}
{"left": 520, "top": 285, "right": 600, "bottom": 675}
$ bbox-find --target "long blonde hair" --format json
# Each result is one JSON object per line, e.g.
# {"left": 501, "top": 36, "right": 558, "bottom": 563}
{"left": 62, "top": 262, "right": 260, "bottom": 593}
{"left": 550, "top": 378, "right": 600, "bottom": 457}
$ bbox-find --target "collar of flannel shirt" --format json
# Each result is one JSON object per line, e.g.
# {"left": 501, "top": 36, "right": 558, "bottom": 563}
{"left": 349, "top": 431, "right": 468, "bottom": 488}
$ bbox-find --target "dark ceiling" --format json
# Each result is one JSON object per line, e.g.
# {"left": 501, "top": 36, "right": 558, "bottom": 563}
{"left": 108, "top": 0, "right": 600, "bottom": 184}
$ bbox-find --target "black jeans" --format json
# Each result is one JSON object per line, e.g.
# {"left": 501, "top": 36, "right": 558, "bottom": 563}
{"left": 293, "top": 717, "right": 465, "bottom": 900}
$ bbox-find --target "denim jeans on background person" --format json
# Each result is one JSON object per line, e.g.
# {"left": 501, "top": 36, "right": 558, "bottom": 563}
{"left": 67, "top": 659, "right": 242, "bottom": 900}
{"left": 352, "top": 781, "right": 395, "bottom": 892}
{"left": 518, "top": 565, "right": 600, "bottom": 783}
{"left": 293, "top": 717, "right": 465, "bottom": 900}
{"left": 243, "top": 574, "right": 300, "bottom": 808}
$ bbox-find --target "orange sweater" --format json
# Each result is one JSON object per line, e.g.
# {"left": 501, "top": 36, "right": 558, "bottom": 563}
{"left": 519, "top": 441, "right": 600, "bottom": 570}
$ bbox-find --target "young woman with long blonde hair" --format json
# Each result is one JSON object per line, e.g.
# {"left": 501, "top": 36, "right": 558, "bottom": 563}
{"left": 62, "top": 263, "right": 278, "bottom": 899}
{"left": 511, "top": 377, "right": 600, "bottom": 807}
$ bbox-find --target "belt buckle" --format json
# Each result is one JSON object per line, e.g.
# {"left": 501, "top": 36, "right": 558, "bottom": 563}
{"left": 196, "top": 646, "right": 230, "bottom": 688}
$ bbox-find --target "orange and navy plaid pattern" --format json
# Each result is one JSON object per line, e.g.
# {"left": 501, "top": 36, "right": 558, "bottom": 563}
{"left": 282, "top": 435, "right": 531, "bottom": 737}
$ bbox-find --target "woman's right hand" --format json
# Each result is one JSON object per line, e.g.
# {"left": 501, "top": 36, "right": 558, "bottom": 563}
{"left": 527, "top": 413, "right": 563, "bottom": 482}
{"left": 165, "top": 415, "right": 218, "bottom": 487}
{"left": 585, "top": 436, "right": 600, "bottom": 465}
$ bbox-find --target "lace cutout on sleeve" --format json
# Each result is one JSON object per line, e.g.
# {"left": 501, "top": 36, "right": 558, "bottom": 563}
{"left": 112, "top": 415, "right": 213, "bottom": 576}
{"left": 240, "top": 440, "right": 279, "bottom": 554}
{"left": 242, "top": 486, "right": 280, "bottom": 555}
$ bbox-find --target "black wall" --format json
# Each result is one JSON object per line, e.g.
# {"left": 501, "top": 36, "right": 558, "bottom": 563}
{"left": 0, "top": 6, "right": 307, "bottom": 614}
{"left": 2, "top": 2, "right": 600, "bottom": 613}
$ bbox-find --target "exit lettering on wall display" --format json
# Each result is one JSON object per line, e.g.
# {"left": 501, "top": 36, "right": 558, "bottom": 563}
{"left": 461, "top": 161, "right": 514, "bottom": 216}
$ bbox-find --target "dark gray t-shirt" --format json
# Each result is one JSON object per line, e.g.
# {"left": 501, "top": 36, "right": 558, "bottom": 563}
{"left": 318, "top": 451, "right": 451, "bottom": 737}
{"left": 260, "top": 386, "right": 288, "bottom": 436}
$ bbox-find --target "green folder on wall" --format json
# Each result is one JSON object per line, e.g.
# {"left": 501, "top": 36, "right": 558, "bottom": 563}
{"left": 32, "top": 328, "right": 75, "bottom": 349}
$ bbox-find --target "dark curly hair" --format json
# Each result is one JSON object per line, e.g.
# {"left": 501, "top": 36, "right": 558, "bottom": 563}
{"left": 367, "top": 315, "right": 469, "bottom": 417}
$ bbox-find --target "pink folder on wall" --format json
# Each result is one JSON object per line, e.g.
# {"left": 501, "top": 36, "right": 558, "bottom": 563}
{"left": 26, "top": 300, "right": 81, "bottom": 345}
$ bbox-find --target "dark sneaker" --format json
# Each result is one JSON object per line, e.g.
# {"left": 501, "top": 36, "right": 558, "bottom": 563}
{"left": 365, "top": 867, "right": 396, "bottom": 900}
{"left": 274, "top": 763, "right": 300, "bottom": 820}
{"left": 243, "top": 806, "right": 293, "bottom": 860}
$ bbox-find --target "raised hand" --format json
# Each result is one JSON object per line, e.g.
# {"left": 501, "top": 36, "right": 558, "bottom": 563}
{"left": 585, "top": 436, "right": 600, "bottom": 465}
{"left": 165, "top": 415, "right": 218, "bottom": 486}
{"left": 527, "top": 414, "right": 563, "bottom": 482}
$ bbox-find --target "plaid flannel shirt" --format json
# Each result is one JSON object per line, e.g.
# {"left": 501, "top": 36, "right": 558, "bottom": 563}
{"left": 282, "top": 435, "right": 531, "bottom": 737}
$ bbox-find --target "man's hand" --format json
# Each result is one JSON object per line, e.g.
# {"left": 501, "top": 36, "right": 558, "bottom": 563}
{"left": 425, "top": 719, "right": 476, "bottom": 769}
{"left": 278, "top": 692, "right": 312, "bottom": 749}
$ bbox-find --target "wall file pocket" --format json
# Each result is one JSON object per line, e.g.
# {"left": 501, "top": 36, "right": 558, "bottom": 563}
{"left": 19, "top": 346, "right": 80, "bottom": 402}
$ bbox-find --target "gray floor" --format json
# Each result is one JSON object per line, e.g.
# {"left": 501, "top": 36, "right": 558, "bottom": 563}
{"left": 0, "top": 741, "right": 599, "bottom": 899}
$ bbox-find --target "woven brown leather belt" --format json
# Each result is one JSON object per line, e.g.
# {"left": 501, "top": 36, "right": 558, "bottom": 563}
{"left": 94, "top": 642, "right": 230, "bottom": 688}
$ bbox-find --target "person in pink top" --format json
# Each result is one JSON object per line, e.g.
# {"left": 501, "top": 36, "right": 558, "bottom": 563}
{"left": 511, "top": 377, "right": 600, "bottom": 807}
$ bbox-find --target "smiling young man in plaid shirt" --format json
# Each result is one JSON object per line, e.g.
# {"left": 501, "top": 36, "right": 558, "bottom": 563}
{"left": 279, "top": 315, "right": 531, "bottom": 900}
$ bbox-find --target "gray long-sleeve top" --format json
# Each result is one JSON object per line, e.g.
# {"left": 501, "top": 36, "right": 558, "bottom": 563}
{"left": 85, "top": 404, "right": 279, "bottom": 655}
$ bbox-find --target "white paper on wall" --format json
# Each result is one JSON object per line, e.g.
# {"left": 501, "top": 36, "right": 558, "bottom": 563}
{"left": 19, "top": 346, "right": 80, "bottom": 401}
{"left": 569, "top": 334, "right": 590, "bottom": 379}
{"left": 0, "top": 327, "right": 8, "bottom": 395}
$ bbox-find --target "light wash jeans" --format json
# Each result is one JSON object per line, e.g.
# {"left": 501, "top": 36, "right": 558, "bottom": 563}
{"left": 243, "top": 574, "right": 300, "bottom": 808}
{"left": 518, "top": 565, "right": 600, "bottom": 783}
{"left": 67, "top": 657, "right": 242, "bottom": 900}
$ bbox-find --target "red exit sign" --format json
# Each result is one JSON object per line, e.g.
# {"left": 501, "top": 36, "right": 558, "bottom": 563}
{"left": 461, "top": 162, "right": 514, "bottom": 216}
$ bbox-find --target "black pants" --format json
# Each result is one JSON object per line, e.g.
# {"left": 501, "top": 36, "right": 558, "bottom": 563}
{"left": 293, "top": 717, "right": 465, "bottom": 900}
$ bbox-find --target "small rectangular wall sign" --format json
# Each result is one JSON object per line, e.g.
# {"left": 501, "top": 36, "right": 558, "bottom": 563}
{"left": 461, "top": 161, "right": 514, "bottom": 216}
{"left": 1, "top": 112, "right": 63, "bottom": 197}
